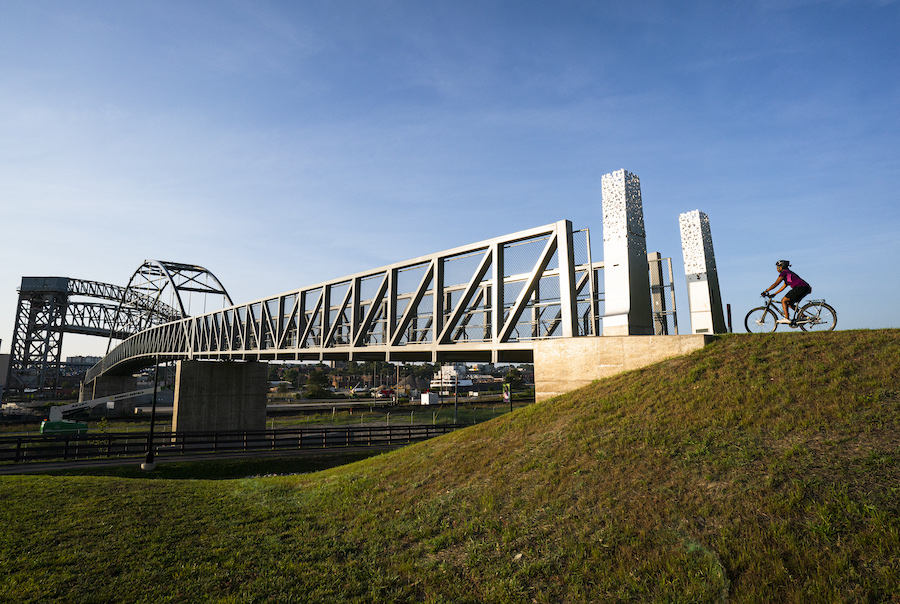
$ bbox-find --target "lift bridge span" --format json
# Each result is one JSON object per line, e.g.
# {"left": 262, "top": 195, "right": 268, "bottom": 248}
{"left": 87, "top": 219, "right": 676, "bottom": 382}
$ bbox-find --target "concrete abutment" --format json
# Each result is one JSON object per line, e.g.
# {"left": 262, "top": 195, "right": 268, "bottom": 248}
{"left": 533, "top": 335, "right": 715, "bottom": 402}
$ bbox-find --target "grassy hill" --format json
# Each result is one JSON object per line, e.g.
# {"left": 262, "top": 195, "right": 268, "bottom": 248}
{"left": 1, "top": 330, "right": 899, "bottom": 603}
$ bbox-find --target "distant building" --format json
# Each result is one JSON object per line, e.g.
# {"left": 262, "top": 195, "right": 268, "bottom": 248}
{"left": 429, "top": 363, "right": 474, "bottom": 392}
{"left": 66, "top": 356, "right": 102, "bottom": 366}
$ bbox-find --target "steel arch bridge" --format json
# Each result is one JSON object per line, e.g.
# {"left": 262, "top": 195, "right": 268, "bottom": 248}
{"left": 113, "top": 260, "right": 233, "bottom": 339}
{"left": 4, "top": 262, "right": 231, "bottom": 397}
{"left": 88, "top": 220, "right": 637, "bottom": 381}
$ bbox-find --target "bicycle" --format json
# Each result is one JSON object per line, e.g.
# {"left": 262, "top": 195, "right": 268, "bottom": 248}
{"left": 744, "top": 293, "right": 837, "bottom": 333}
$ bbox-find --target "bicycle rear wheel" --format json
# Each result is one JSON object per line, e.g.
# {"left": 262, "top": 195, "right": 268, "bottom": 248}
{"left": 798, "top": 301, "right": 837, "bottom": 332}
{"left": 745, "top": 307, "right": 778, "bottom": 333}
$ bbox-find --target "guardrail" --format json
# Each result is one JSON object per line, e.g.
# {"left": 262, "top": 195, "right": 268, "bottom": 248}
{"left": 0, "top": 424, "right": 459, "bottom": 464}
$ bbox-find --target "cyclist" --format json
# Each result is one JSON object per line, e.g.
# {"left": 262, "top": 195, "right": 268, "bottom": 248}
{"left": 762, "top": 260, "right": 811, "bottom": 324}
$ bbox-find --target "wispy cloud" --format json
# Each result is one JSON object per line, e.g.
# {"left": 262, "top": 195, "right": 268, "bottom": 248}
{"left": 2, "top": 0, "right": 899, "bottom": 354}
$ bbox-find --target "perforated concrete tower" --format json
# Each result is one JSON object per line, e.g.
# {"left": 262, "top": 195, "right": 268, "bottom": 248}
{"left": 601, "top": 169, "right": 654, "bottom": 336}
{"left": 679, "top": 210, "right": 726, "bottom": 334}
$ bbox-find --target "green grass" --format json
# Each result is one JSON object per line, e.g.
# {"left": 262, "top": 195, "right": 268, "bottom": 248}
{"left": 44, "top": 452, "right": 387, "bottom": 480}
{"left": 2, "top": 330, "right": 900, "bottom": 602}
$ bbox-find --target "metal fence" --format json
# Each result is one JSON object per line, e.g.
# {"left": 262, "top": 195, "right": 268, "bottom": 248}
{"left": 0, "top": 424, "right": 459, "bottom": 464}
{"left": 649, "top": 253, "right": 678, "bottom": 335}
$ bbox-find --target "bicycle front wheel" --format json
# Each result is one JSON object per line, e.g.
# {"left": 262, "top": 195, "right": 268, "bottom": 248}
{"left": 798, "top": 302, "right": 837, "bottom": 332}
{"left": 745, "top": 307, "right": 778, "bottom": 333}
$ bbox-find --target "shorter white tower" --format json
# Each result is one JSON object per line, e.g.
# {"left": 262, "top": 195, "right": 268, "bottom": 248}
{"left": 679, "top": 210, "right": 726, "bottom": 334}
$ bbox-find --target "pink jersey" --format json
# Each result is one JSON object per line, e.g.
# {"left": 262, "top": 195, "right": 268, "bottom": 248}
{"left": 781, "top": 269, "right": 809, "bottom": 289}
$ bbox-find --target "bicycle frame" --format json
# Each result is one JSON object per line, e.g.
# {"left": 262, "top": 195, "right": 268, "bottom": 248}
{"left": 757, "top": 295, "right": 814, "bottom": 323}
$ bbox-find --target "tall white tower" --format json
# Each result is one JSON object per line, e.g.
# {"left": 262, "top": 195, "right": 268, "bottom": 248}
{"left": 601, "top": 170, "right": 654, "bottom": 336}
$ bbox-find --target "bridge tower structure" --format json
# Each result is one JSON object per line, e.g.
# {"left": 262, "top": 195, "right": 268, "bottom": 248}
{"left": 3, "top": 261, "right": 231, "bottom": 399}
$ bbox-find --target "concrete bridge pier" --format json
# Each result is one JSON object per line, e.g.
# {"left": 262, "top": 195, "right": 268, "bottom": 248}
{"left": 172, "top": 360, "right": 267, "bottom": 433}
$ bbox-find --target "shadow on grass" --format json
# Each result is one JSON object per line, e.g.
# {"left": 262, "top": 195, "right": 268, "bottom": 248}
{"left": 43, "top": 451, "right": 385, "bottom": 480}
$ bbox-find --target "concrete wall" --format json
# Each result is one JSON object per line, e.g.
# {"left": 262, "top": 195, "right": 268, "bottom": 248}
{"left": 533, "top": 335, "right": 715, "bottom": 401}
{"left": 172, "top": 360, "right": 267, "bottom": 433}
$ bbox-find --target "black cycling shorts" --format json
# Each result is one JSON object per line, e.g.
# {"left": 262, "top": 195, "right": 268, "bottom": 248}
{"left": 786, "top": 285, "right": 811, "bottom": 307}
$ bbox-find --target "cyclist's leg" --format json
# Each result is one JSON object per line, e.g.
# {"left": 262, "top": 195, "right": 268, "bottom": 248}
{"left": 780, "top": 295, "right": 791, "bottom": 319}
{"left": 785, "top": 286, "right": 810, "bottom": 319}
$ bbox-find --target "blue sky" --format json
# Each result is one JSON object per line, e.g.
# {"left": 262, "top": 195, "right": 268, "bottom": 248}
{"left": 2, "top": 0, "right": 898, "bottom": 357}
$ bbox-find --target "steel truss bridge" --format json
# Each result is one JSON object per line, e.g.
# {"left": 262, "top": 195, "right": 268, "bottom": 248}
{"left": 86, "top": 220, "right": 677, "bottom": 382}
{"left": 5, "top": 262, "right": 231, "bottom": 397}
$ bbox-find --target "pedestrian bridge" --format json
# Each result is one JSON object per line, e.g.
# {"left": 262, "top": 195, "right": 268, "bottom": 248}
{"left": 85, "top": 169, "right": 722, "bottom": 385}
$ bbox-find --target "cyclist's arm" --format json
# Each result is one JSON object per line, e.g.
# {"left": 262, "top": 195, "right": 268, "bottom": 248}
{"left": 764, "top": 274, "right": 786, "bottom": 295}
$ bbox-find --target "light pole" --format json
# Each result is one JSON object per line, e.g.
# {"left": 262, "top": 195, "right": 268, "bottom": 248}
{"left": 141, "top": 355, "right": 160, "bottom": 471}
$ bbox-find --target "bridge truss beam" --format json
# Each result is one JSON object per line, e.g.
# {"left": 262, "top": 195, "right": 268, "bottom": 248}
{"left": 88, "top": 221, "right": 608, "bottom": 379}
